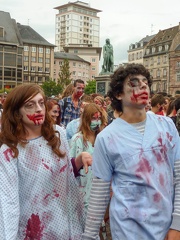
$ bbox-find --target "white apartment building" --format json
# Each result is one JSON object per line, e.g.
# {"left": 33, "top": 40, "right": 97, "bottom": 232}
{"left": 54, "top": 1, "right": 101, "bottom": 52}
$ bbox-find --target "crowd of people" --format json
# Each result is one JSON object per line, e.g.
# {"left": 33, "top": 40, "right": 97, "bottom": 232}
{"left": 0, "top": 63, "right": 180, "bottom": 240}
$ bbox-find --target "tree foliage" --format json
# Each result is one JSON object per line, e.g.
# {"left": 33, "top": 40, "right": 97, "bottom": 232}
{"left": 41, "top": 79, "right": 63, "bottom": 97}
{"left": 84, "top": 80, "right": 96, "bottom": 94}
{"left": 58, "top": 59, "right": 72, "bottom": 89}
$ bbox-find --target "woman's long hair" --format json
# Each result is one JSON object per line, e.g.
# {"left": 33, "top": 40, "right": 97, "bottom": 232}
{"left": 46, "top": 99, "right": 61, "bottom": 125}
{"left": 79, "top": 103, "right": 106, "bottom": 143}
{"left": 0, "top": 83, "right": 65, "bottom": 158}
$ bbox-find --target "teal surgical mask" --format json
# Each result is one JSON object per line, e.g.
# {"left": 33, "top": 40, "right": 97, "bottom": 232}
{"left": 90, "top": 120, "right": 102, "bottom": 131}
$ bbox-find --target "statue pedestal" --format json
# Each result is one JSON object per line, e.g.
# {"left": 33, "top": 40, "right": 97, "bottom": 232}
{"left": 95, "top": 75, "right": 111, "bottom": 96}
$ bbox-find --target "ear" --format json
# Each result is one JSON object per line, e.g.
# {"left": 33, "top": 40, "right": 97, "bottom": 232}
{"left": 115, "top": 94, "right": 122, "bottom": 100}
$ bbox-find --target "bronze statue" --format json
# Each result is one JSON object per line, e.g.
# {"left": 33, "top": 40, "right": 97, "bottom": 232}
{"left": 100, "top": 38, "right": 114, "bottom": 75}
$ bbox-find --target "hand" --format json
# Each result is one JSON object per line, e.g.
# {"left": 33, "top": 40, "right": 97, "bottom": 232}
{"left": 164, "top": 229, "right": 180, "bottom": 240}
{"left": 81, "top": 152, "right": 92, "bottom": 174}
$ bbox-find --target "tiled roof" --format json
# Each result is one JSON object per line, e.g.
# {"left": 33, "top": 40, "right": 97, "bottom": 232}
{"left": 54, "top": 51, "right": 90, "bottom": 64}
{"left": 0, "top": 11, "right": 22, "bottom": 45}
{"left": 17, "top": 23, "right": 55, "bottom": 47}
{"left": 139, "top": 34, "right": 156, "bottom": 43}
{"left": 148, "top": 25, "right": 179, "bottom": 46}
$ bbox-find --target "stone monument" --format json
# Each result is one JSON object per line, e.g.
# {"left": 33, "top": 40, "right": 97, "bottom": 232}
{"left": 95, "top": 38, "right": 114, "bottom": 95}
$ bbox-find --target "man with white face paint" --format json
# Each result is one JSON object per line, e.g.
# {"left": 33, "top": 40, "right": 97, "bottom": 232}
{"left": 82, "top": 64, "right": 180, "bottom": 240}
{"left": 59, "top": 79, "right": 85, "bottom": 127}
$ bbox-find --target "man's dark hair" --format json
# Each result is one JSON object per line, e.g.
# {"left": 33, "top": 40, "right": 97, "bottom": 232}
{"left": 107, "top": 63, "right": 152, "bottom": 112}
{"left": 73, "top": 79, "right": 84, "bottom": 87}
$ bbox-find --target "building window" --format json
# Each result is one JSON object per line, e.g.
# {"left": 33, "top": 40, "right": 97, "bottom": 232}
{"left": 150, "top": 69, "right": 153, "bottom": 77}
{"left": 163, "top": 69, "right": 167, "bottom": 76}
{"left": 92, "top": 58, "right": 96, "bottom": 62}
{"left": 157, "top": 56, "right": 161, "bottom": 64}
{"left": 31, "top": 66, "right": 36, "bottom": 72}
{"left": 32, "top": 47, "right": 36, "bottom": 52}
{"left": 46, "top": 58, "right": 50, "bottom": 63}
{"left": 152, "top": 47, "right": 156, "bottom": 53}
{"left": 146, "top": 48, "right": 150, "bottom": 54}
{"left": 145, "top": 59, "right": 148, "bottom": 67}
{"left": 24, "top": 46, "right": 29, "bottom": 51}
{"left": 74, "top": 50, "right": 78, "bottom": 54}
{"left": 151, "top": 57, "right": 154, "bottom": 65}
{"left": 45, "top": 68, "right": 49, "bottom": 72}
{"left": 177, "top": 62, "right": 180, "bottom": 68}
{"left": 158, "top": 46, "right": 162, "bottom": 52}
{"left": 31, "top": 57, "right": 36, "bottom": 62}
{"left": 38, "top": 67, "right": 43, "bottom": 72}
{"left": 92, "top": 67, "right": 95, "bottom": 71}
{"left": 162, "top": 82, "right": 166, "bottom": 91}
{"left": 31, "top": 76, "right": 35, "bottom": 82}
{"left": 73, "top": 62, "right": 76, "bottom": 67}
{"left": 177, "top": 73, "right": 180, "bottom": 82}
{"left": 78, "top": 72, "right": 81, "bottom": 77}
{"left": 38, "top": 77, "right": 42, "bottom": 82}
{"left": 163, "top": 55, "right": 167, "bottom": 63}
{"left": 24, "top": 66, "right": 28, "bottom": 71}
{"left": 39, "top": 47, "right": 43, "bottom": 53}
{"left": 38, "top": 57, "right": 43, "bottom": 63}
{"left": 165, "top": 45, "right": 169, "bottom": 51}
{"left": 157, "top": 69, "right": 160, "bottom": 77}
{"left": 24, "top": 76, "right": 28, "bottom": 81}
{"left": 46, "top": 48, "right": 50, "bottom": 54}
{"left": 24, "top": 56, "right": 28, "bottom": 61}
{"left": 73, "top": 71, "right": 76, "bottom": 76}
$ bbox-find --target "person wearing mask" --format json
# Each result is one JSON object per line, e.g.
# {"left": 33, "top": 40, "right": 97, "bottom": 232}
{"left": 59, "top": 79, "right": 85, "bottom": 127}
{"left": 70, "top": 103, "right": 106, "bottom": 213}
{"left": 70, "top": 103, "right": 108, "bottom": 239}
{"left": 0, "top": 83, "right": 92, "bottom": 239}
{"left": 82, "top": 63, "right": 180, "bottom": 240}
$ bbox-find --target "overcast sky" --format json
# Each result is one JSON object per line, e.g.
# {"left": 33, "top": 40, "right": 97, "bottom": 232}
{"left": 1, "top": 0, "right": 180, "bottom": 65}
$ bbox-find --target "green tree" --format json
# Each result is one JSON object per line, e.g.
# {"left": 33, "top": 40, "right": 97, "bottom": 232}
{"left": 84, "top": 80, "right": 96, "bottom": 94}
{"left": 41, "top": 79, "right": 63, "bottom": 97}
{"left": 58, "top": 59, "right": 72, "bottom": 89}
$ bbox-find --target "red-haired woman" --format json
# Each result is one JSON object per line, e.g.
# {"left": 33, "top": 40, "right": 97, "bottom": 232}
{"left": 46, "top": 98, "right": 62, "bottom": 126}
{"left": 0, "top": 83, "right": 92, "bottom": 239}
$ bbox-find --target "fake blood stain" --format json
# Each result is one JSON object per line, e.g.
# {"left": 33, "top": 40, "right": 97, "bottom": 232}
{"left": 24, "top": 214, "right": 44, "bottom": 240}
{"left": 131, "top": 90, "right": 148, "bottom": 104}
{"left": 136, "top": 158, "right": 152, "bottom": 173}
{"left": 27, "top": 114, "right": 37, "bottom": 124}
